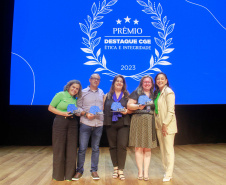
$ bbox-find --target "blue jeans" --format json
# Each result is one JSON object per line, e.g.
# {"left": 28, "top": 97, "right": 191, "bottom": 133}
{"left": 77, "top": 123, "right": 103, "bottom": 173}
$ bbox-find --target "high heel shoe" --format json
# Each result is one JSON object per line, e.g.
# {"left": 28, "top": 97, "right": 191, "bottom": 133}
{"left": 144, "top": 177, "right": 149, "bottom": 181}
{"left": 118, "top": 170, "right": 125, "bottom": 181}
{"left": 163, "top": 176, "right": 172, "bottom": 182}
{"left": 112, "top": 168, "right": 118, "bottom": 179}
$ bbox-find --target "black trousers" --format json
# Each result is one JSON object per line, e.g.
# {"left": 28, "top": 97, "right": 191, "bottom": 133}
{"left": 52, "top": 115, "right": 78, "bottom": 181}
{"left": 106, "top": 122, "right": 129, "bottom": 170}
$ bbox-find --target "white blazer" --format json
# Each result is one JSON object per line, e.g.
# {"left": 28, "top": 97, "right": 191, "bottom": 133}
{"left": 155, "top": 86, "right": 177, "bottom": 134}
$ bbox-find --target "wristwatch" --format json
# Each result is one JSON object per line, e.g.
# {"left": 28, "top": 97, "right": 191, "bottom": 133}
{"left": 84, "top": 112, "right": 87, "bottom": 117}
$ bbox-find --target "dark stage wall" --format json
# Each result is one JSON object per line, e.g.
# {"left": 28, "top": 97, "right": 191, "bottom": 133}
{"left": 1, "top": 0, "right": 226, "bottom": 146}
{"left": 2, "top": 105, "right": 226, "bottom": 146}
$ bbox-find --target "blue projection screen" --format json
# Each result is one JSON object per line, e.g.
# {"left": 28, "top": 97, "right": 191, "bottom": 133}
{"left": 10, "top": 0, "right": 226, "bottom": 105}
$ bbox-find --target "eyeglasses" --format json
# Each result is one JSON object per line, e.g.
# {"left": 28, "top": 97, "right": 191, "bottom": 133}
{"left": 91, "top": 78, "right": 100, "bottom": 81}
{"left": 143, "top": 81, "right": 152, "bottom": 84}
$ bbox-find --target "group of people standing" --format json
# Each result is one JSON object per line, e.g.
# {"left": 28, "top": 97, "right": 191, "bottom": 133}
{"left": 48, "top": 72, "right": 177, "bottom": 182}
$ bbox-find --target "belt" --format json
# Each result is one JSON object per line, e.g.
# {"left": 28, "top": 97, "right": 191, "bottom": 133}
{"left": 134, "top": 110, "right": 154, "bottom": 115}
{"left": 56, "top": 115, "right": 75, "bottom": 120}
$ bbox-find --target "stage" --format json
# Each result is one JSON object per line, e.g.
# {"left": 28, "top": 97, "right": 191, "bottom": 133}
{"left": 0, "top": 144, "right": 225, "bottom": 185}
{"left": 1, "top": 1, "right": 226, "bottom": 184}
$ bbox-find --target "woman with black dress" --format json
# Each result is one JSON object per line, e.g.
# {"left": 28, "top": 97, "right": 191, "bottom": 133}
{"left": 103, "top": 75, "right": 131, "bottom": 180}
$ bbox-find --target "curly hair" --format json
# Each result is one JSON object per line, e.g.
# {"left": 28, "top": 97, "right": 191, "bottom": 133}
{"left": 107, "top": 75, "right": 129, "bottom": 99}
{"left": 63, "top": 80, "right": 82, "bottom": 98}
{"left": 136, "top": 75, "right": 154, "bottom": 95}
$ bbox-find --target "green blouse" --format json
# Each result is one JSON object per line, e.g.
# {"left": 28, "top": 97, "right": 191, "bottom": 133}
{"left": 50, "top": 91, "right": 77, "bottom": 112}
{"left": 154, "top": 92, "right": 161, "bottom": 114}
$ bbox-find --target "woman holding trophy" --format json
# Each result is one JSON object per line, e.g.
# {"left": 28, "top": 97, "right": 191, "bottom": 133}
{"left": 127, "top": 75, "right": 157, "bottom": 181}
{"left": 103, "top": 75, "right": 131, "bottom": 180}
{"left": 48, "top": 80, "right": 82, "bottom": 181}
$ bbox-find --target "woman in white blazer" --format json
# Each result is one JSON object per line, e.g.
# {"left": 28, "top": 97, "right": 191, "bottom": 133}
{"left": 154, "top": 72, "right": 177, "bottom": 182}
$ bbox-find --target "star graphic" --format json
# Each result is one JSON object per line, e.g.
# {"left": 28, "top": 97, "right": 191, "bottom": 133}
{"left": 134, "top": 19, "right": 139, "bottom": 25}
{"left": 116, "top": 19, "right": 122, "bottom": 24}
{"left": 124, "top": 16, "right": 131, "bottom": 23}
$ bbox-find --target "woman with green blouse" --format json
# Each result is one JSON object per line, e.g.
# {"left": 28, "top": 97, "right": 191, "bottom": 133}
{"left": 154, "top": 73, "right": 177, "bottom": 182}
{"left": 48, "top": 80, "right": 82, "bottom": 181}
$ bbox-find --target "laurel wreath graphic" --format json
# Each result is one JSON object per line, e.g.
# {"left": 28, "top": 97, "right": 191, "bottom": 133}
{"left": 79, "top": 0, "right": 175, "bottom": 81}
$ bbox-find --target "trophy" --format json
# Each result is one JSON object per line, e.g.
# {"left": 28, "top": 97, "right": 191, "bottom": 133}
{"left": 67, "top": 104, "right": 80, "bottom": 115}
{"left": 138, "top": 95, "right": 153, "bottom": 105}
{"left": 111, "top": 102, "right": 126, "bottom": 112}
{"left": 137, "top": 95, "right": 153, "bottom": 112}
{"left": 89, "top": 106, "right": 103, "bottom": 115}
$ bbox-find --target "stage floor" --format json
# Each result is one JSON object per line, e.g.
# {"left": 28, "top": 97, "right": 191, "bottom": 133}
{"left": 0, "top": 144, "right": 225, "bottom": 185}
